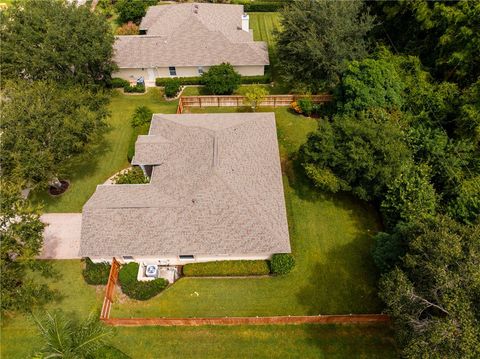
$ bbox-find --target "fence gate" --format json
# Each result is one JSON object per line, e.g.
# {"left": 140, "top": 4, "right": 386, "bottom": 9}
{"left": 100, "top": 257, "right": 120, "bottom": 320}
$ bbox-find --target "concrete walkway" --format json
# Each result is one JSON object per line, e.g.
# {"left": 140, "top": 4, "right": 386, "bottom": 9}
{"left": 39, "top": 213, "right": 82, "bottom": 259}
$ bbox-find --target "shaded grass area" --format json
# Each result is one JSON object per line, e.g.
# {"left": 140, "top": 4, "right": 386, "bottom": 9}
{"left": 29, "top": 88, "right": 177, "bottom": 212}
{"left": 111, "top": 107, "right": 383, "bottom": 318}
{"left": 113, "top": 324, "right": 397, "bottom": 359}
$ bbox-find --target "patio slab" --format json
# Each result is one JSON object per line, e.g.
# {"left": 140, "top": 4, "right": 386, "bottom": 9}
{"left": 39, "top": 213, "right": 82, "bottom": 259}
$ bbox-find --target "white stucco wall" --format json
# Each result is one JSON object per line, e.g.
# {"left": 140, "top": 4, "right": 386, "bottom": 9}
{"left": 113, "top": 65, "right": 266, "bottom": 86}
{"left": 90, "top": 253, "right": 272, "bottom": 265}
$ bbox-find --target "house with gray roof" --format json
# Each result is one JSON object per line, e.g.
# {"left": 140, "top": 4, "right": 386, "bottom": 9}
{"left": 113, "top": 3, "right": 269, "bottom": 86}
{"left": 80, "top": 113, "right": 291, "bottom": 265}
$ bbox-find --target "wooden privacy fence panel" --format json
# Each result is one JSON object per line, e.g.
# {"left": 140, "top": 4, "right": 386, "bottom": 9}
{"left": 177, "top": 94, "right": 333, "bottom": 113}
{"left": 100, "top": 257, "right": 120, "bottom": 320}
{"left": 102, "top": 314, "right": 390, "bottom": 327}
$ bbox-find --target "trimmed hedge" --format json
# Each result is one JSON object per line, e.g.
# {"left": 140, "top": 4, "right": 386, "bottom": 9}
{"left": 183, "top": 260, "right": 270, "bottom": 276}
{"left": 119, "top": 262, "right": 168, "bottom": 300}
{"left": 244, "top": 2, "right": 285, "bottom": 12}
{"left": 123, "top": 84, "right": 145, "bottom": 93}
{"left": 156, "top": 76, "right": 203, "bottom": 87}
{"left": 155, "top": 75, "right": 271, "bottom": 87}
{"left": 110, "top": 77, "right": 130, "bottom": 88}
{"left": 270, "top": 253, "right": 295, "bottom": 275}
{"left": 82, "top": 258, "right": 110, "bottom": 285}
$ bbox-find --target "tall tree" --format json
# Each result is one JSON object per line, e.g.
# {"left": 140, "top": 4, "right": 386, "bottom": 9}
{"left": 379, "top": 216, "right": 480, "bottom": 359}
{"left": 0, "top": 182, "right": 54, "bottom": 313}
{"left": 276, "top": 0, "right": 374, "bottom": 91}
{"left": 0, "top": 0, "right": 115, "bottom": 85}
{"left": 0, "top": 80, "right": 109, "bottom": 189}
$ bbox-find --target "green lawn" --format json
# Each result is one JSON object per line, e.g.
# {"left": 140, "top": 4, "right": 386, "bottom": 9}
{"left": 249, "top": 12, "right": 282, "bottom": 45}
{"left": 181, "top": 84, "right": 285, "bottom": 96}
{"left": 111, "top": 107, "right": 383, "bottom": 318}
{"left": 30, "top": 89, "right": 178, "bottom": 212}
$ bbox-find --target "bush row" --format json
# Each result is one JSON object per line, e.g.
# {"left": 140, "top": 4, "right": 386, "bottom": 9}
{"left": 123, "top": 83, "right": 145, "bottom": 93}
{"left": 118, "top": 262, "right": 168, "bottom": 300}
{"left": 183, "top": 260, "right": 270, "bottom": 276}
{"left": 155, "top": 74, "right": 271, "bottom": 87}
{"left": 244, "top": 2, "right": 285, "bottom": 12}
{"left": 183, "top": 253, "right": 295, "bottom": 277}
{"left": 110, "top": 77, "right": 130, "bottom": 88}
{"left": 82, "top": 258, "right": 110, "bottom": 285}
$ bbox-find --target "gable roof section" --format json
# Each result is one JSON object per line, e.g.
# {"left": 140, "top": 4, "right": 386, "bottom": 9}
{"left": 80, "top": 113, "right": 290, "bottom": 257}
{"left": 113, "top": 3, "right": 269, "bottom": 68}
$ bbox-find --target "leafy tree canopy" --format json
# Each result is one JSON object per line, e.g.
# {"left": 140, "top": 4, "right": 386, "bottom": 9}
{"left": 379, "top": 216, "right": 480, "bottom": 359}
{"left": 0, "top": 80, "right": 109, "bottom": 188}
{"left": 0, "top": 182, "right": 55, "bottom": 314}
{"left": 276, "top": 0, "right": 374, "bottom": 91}
{"left": 115, "top": 0, "right": 157, "bottom": 25}
{"left": 202, "top": 63, "right": 241, "bottom": 95}
{"left": 0, "top": 0, "right": 115, "bottom": 85}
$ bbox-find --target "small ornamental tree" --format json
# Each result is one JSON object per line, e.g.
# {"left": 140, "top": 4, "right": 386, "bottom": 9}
{"left": 242, "top": 85, "right": 268, "bottom": 111}
{"left": 202, "top": 63, "right": 241, "bottom": 95}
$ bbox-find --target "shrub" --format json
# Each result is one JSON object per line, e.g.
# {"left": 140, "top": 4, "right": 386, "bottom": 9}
{"left": 115, "top": 0, "right": 157, "bottom": 24}
{"left": 202, "top": 63, "right": 241, "bottom": 95}
{"left": 118, "top": 263, "right": 168, "bottom": 300}
{"left": 156, "top": 76, "right": 203, "bottom": 86}
{"left": 130, "top": 105, "right": 153, "bottom": 127}
{"left": 243, "top": 2, "right": 285, "bottom": 12}
{"left": 110, "top": 77, "right": 130, "bottom": 88}
{"left": 114, "top": 167, "right": 149, "bottom": 184}
{"left": 82, "top": 258, "right": 110, "bottom": 285}
{"left": 116, "top": 21, "right": 140, "bottom": 35}
{"left": 123, "top": 84, "right": 145, "bottom": 93}
{"left": 183, "top": 260, "right": 270, "bottom": 276}
{"left": 164, "top": 78, "right": 181, "bottom": 98}
{"left": 270, "top": 253, "right": 295, "bottom": 275}
{"left": 297, "top": 98, "right": 314, "bottom": 116}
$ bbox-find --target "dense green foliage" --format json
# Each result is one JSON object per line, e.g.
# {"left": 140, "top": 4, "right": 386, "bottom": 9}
{"left": 0, "top": 80, "right": 109, "bottom": 188}
{"left": 0, "top": 0, "right": 115, "bottom": 86}
{"left": 379, "top": 217, "right": 480, "bottom": 359}
{"left": 34, "top": 311, "right": 114, "bottom": 358}
{"left": 202, "top": 63, "right": 241, "bottom": 95}
{"left": 241, "top": 85, "right": 268, "bottom": 111}
{"left": 156, "top": 75, "right": 271, "bottom": 87}
{"left": 119, "top": 263, "right": 168, "bottom": 300}
{"left": 110, "top": 78, "right": 130, "bottom": 88}
{"left": 183, "top": 260, "right": 270, "bottom": 277}
{"left": 115, "top": 0, "right": 157, "bottom": 24}
{"left": 163, "top": 78, "right": 182, "bottom": 98}
{"left": 123, "top": 83, "right": 145, "bottom": 93}
{"left": 276, "top": 0, "right": 374, "bottom": 91}
{"left": 82, "top": 258, "right": 110, "bottom": 285}
{"left": 113, "top": 167, "right": 149, "bottom": 184}
{"left": 130, "top": 106, "right": 153, "bottom": 128}
{"left": 270, "top": 254, "right": 295, "bottom": 275}
{"left": 372, "top": 1, "right": 480, "bottom": 87}
{"left": 0, "top": 183, "right": 56, "bottom": 314}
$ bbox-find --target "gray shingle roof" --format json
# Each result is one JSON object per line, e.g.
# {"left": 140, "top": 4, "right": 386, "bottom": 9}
{"left": 80, "top": 113, "right": 290, "bottom": 257}
{"left": 113, "top": 3, "right": 269, "bottom": 68}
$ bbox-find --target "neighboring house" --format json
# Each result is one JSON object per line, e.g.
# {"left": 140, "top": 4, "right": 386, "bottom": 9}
{"left": 80, "top": 113, "right": 291, "bottom": 264}
{"left": 112, "top": 3, "right": 269, "bottom": 86}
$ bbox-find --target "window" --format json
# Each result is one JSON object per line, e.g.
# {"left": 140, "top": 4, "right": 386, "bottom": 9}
{"left": 197, "top": 66, "right": 204, "bottom": 75}
{"left": 169, "top": 66, "right": 177, "bottom": 76}
{"left": 179, "top": 255, "right": 195, "bottom": 260}
{"left": 123, "top": 256, "right": 134, "bottom": 260}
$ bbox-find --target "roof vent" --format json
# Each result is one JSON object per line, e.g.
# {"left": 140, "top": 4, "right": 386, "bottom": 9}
{"left": 193, "top": 4, "right": 199, "bottom": 14}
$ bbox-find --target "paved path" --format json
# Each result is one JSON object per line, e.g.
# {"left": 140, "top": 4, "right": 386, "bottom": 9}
{"left": 39, "top": 213, "right": 82, "bottom": 259}
{"left": 102, "top": 314, "right": 390, "bottom": 327}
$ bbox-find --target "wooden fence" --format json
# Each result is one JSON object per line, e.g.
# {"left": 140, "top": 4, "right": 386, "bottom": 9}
{"left": 100, "top": 257, "right": 120, "bottom": 320}
{"left": 177, "top": 94, "right": 333, "bottom": 114}
{"left": 102, "top": 314, "right": 390, "bottom": 327}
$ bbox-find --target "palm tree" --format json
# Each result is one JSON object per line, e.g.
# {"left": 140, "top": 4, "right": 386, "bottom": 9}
{"left": 33, "top": 311, "right": 113, "bottom": 358}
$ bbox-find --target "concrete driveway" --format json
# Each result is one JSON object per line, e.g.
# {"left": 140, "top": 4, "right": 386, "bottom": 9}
{"left": 39, "top": 213, "right": 82, "bottom": 259}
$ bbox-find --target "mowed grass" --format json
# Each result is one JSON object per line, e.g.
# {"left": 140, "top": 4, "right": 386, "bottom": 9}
{"left": 111, "top": 107, "right": 383, "bottom": 318}
{"left": 249, "top": 12, "right": 282, "bottom": 45}
{"left": 30, "top": 89, "right": 177, "bottom": 213}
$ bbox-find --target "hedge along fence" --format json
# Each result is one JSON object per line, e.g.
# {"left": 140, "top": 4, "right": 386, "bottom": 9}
{"left": 183, "top": 260, "right": 271, "bottom": 277}
{"left": 155, "top": 74, "right": 271, "bottom": 87}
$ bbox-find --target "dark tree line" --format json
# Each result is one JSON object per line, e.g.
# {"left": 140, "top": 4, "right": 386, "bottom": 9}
{"left": 278, "top": 1, "right": 480, "bottom": 357}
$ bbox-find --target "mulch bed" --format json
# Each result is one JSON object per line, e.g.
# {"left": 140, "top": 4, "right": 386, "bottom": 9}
{"left": 48, "top": 180, "right": 69, "bottom": 196}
